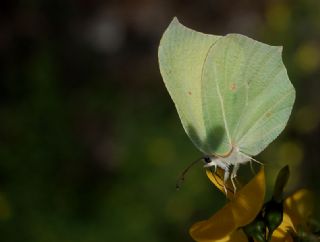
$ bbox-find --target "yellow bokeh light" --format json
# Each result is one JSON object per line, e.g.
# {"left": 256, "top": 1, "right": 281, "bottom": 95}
{"left": 294, "top": 43, "right": 320, "bottom": 73}
{"left": 275, "top": 141, "right": 304, "bottom": 187}
{"left": 266, "top": 3, "right": 291, "bottom": 32}
{"left": 146, "top": 137, "right": 176, "bottom": 165}
{"left": 0, "top": 192, "right": 12, "bottom": 221}
{"left": 277, "top": 141, "right": 304, "bottom": 166}
{"left": 293, "top": 105, "right": 320, "bottom": 134}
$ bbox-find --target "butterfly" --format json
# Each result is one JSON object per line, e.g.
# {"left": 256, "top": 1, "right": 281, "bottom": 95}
{"left": 158, "top": 17, "right": 295, "bottom": 192}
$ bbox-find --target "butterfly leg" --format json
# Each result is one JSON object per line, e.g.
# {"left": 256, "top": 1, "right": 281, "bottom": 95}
{"left": 250, "top": 160, "right": 256, "bottom": 174}
{"left": 231, "top": 164, "right": 240, "bottom": 193}
{"left": 223, "top": 165, "right": 230, "bottom": 195}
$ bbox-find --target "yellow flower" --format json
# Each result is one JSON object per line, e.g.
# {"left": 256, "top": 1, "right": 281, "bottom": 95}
{"left": 189, "top": 168, "right": 314, "bottom": 242}
{"left": 271, "top": 189, "right": 314, "bottom": 242}
{"left": 190, "top": 168, "right": 265, "bottom": 242}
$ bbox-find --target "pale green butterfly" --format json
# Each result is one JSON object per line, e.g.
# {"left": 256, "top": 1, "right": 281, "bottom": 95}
{"left": 158, "top": 18, "right": 295, "bottom": 191}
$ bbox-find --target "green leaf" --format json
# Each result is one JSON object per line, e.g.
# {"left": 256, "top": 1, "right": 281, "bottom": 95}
{"left": 273, "top": 165, "right": 290, "bottom": 202}
{"left": 159, "top": 17, "right": 295, "bottom": 159}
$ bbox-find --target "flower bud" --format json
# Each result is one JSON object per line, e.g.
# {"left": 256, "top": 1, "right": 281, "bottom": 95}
{"left": 264, "top": 200, "right": 283, "bottom": 240}
{"left": 243, "top": 214, "right": 266, "bottom": 242}
{"left": 273, "top": 165, "right": 290, "bottom": 203}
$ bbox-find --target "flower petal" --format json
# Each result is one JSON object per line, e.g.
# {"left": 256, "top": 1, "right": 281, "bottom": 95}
{"left": 190, "top": 203, "right": 236, "bottom": 241}
{"left": 284, "top": 189, "right": 314, "bottom": 232}
{"left": 206, "top": 168, "right": 236, "bottom": 200}
{"left": 272, "top": 189, "right": 314, "bottom": 241}
{"left": 271, "top": 213, "right": 294, "bottom": 241}
{"left": 229, "top": 229, "right": 248, "bottom": 242}
{"left": 271, "top": 233, "right": 294, "bottom": 242}
{"left": 231, "top": 167, "right": 265, "bottom": 227}
{"left": 190, "top": 168, "right": 265, "bottom": 241}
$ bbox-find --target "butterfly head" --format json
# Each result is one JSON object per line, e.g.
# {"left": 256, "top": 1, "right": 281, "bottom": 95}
{"left": 203, "top": 156, "right": 211, "bottom": 164}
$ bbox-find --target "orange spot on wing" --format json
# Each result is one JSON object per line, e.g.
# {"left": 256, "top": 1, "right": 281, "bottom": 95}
{"left": 230, "top": 83, "right": 237, "bottom": 91}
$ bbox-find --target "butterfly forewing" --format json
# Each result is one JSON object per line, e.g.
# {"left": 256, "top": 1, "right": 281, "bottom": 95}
{"left": 159, "top": 19, "right": 295, "bottom": 159}
{"left": 158, "top": 18, "right": 221, "bottom": 154}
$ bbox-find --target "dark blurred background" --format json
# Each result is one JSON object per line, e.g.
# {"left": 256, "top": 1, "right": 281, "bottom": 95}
{"left": 0, "top": 0, "right": 319, "bottom": 241}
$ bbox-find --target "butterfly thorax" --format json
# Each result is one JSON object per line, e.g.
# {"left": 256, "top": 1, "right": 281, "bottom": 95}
{"left": 203, "top": 146, "right": 256, "bottom": 193}
{"left": 204, "top": 147, "right": 251, "bottom": 169}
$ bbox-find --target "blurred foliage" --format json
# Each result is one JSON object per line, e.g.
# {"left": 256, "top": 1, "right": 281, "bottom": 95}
{"left": 0, "top": 0, "right": 319, "bottom": 242}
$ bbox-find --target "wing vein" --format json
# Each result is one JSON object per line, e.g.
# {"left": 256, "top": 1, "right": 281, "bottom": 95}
{"left": 215, "top": 65, "right": 232, "bottom": 145}
{"left": 237, "top": 89, "right": 294, "bottom": 145}
{"left": 232, "top": 46, "right": 278, "bottom": 139}
{"left": 240, "top": 121, "right": 286, "bottom": 151}
{"left": 200, "top": 39, "right": 232, "bottom": 149}
{"left": 231, "top": 40, "right": 260, "bottom": 138}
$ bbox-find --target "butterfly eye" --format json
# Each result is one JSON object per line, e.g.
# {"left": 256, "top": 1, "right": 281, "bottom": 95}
{"left": 204, "top": 156, "right": 211, "bottom": 164}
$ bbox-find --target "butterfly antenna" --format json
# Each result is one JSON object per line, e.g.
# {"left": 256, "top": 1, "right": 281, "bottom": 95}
{"left": 176, "top": 157, "right": 204, "bottom": 190}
